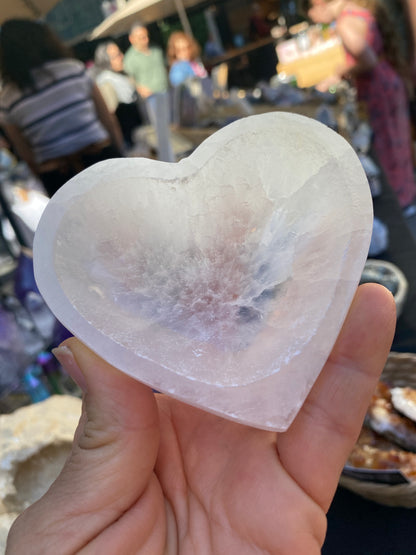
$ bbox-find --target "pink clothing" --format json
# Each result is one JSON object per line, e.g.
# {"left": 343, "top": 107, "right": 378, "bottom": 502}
{"left": 189, "top": 60, "right": 207, "bottom": 79}
{"left": 339, "top": 8, "right": 416, "bottom": 208}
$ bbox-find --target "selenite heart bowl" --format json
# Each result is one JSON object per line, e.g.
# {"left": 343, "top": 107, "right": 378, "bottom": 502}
{"left": 34, "top": 112, "right": 372, "bottom": 431}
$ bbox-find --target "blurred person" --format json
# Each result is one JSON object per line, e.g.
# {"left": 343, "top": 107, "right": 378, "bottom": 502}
{"left": 167, "top": 31, "right": 208, "bottom": 87}
{"left": 167, "top": 31, "right": 217, "bottom": 128}
{"left": 247, "top": 2, "right": 279, "bottom": 82}
{"left": 0, "top": 19, "right": 123, "bottom": 198}
{"left": 308, "top": 0, "right": 416, "bottom": 213}
{"left": 249, "top": 2, "right": 273, "bottom": 39}
{"left": 6, "top": 284, "right": 396, "bottom": 554}
{"left": 166, "top": 30, "right": 254, "bottom": 128}
{"left": 123, "top": 22, "right": 174, "bottom": 162}
{"left": 94, "top": 41, "right": 143, "bottom": 148}
{"left": 123, "top": 22, "right": 168, "bottom": 99}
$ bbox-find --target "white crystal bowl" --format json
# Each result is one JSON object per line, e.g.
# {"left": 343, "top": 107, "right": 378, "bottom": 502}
{"left": 33, "top": 112, "right": 373, "bottom": 431}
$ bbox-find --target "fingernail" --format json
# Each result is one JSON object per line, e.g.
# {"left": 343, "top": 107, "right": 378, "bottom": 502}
{"left": 52, "top": 345, "right": 88, "bottom": 392}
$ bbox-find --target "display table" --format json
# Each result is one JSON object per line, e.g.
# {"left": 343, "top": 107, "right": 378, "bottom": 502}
{"left": 324, "top": 155, "right": 416, "bottom": 554}
{"left": 207, "top": 36, "right": 277, "bottom": 68}
{"left": 371, "top": 161, "right": 416, "bottom": 351}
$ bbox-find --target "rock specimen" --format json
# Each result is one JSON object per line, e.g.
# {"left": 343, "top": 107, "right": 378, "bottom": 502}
{"left": 0, "top": 395, "right": 81, "bottom": 550}
{"left": 33, "top": 112, "right": 372, "bottom": 431}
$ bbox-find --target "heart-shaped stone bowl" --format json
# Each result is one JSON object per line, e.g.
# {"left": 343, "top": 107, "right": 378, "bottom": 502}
{"left": 34, "top": 112, "right": 372, "bottom": 431}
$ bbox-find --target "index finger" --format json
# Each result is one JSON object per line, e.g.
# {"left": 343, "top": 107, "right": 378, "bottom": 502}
{"left": 277, "top": 283, "right": 396, "bottom": 510}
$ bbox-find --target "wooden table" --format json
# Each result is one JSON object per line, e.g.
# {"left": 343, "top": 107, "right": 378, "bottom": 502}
{"left": 206, "top": 36, "right": 277, "bottom": 68}
{"left": 176, "top": 100, "right": 346, "bottom": 149}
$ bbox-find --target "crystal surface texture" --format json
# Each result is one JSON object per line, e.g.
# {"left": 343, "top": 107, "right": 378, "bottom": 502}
{"left": 33, "top": 112, "right": 373, "bottom": 431}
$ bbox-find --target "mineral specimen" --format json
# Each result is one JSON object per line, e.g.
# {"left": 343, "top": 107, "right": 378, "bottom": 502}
{"left": 0, "top": 395, "right": 81, "bottom": 550}
{"left": 33, "top": 112, "right": 372, "bottom": 431}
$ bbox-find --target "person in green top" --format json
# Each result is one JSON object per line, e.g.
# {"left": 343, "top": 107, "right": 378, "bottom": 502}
{"left": 123, "top": 22, "right": 174, "bottom": 162}
{"left": 123, "top": 22, "right": 168, "bottom": 98}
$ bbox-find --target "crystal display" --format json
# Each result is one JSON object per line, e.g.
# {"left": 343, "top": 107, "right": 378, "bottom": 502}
{"left": 33, "top": 112, "right": 373, "bottom": 431}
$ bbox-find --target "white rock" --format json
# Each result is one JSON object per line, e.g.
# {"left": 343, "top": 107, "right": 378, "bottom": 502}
{"left": 0, "top": 395, "right": 81, "bottom": 550}
{"left": 33, "top": 112, "right": 372, "bottom": 431}
{"left": 0, "top": 396, "right": 81, "bottom": 512}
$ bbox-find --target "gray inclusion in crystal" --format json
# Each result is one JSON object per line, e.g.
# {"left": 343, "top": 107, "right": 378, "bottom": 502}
{"left": 237, "top": 281, "right": 288, "bottom": 324}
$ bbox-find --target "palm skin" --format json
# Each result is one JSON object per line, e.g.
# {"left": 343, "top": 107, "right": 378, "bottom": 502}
{"left": 155, "top": 397, "right": 326, "bottom": 554}
{"left": 6, "top": 284, "right": 396, "bottom": 554}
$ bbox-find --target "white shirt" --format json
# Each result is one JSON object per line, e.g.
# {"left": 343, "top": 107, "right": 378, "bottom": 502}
{"left": 96, "top": 70, "right": 137, "bottom": 105}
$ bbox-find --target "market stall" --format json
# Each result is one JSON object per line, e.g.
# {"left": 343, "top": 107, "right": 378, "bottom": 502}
{"left": 1, "top": 65, "right": 416, "bottom": 552}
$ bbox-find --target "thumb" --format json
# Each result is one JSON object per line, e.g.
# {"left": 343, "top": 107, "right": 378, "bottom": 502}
{"left": 7, "top": 337, "right": 161, "bottom": 553}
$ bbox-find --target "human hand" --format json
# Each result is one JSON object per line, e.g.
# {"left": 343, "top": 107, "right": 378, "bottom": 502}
{"left": 315, "top": 74, "right": 342, "bottom": 92}
{"left": 6, "top": 284, "right": 395, "bottom": 554}
{"left": 137, "top": 85, "right": 153, "bottom": 98}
